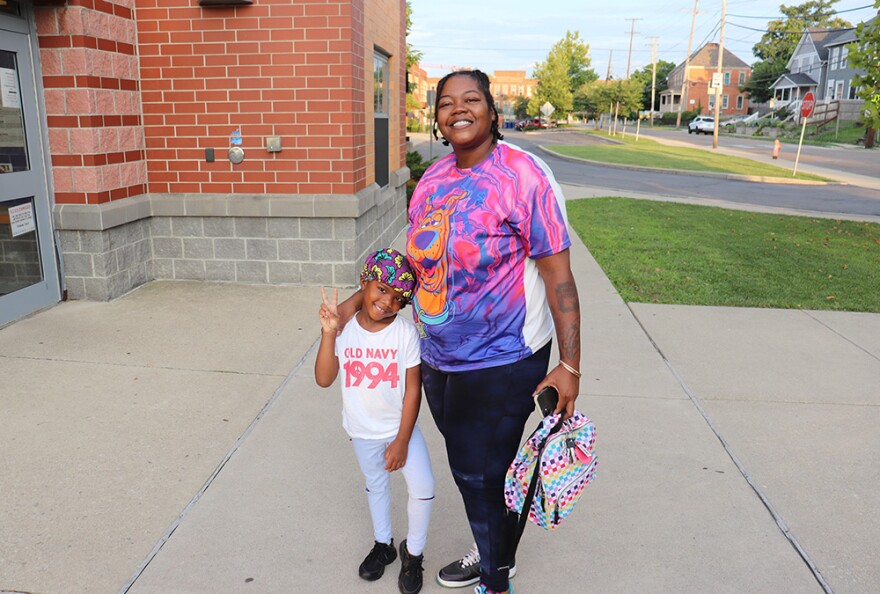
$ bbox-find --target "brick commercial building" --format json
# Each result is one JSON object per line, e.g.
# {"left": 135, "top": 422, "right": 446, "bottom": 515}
{"left": 0, "top": 0, "right": 408, "bottom": 326}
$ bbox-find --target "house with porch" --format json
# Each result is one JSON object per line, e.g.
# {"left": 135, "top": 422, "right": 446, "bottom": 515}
{"left": 659, "top": 42, "right": 751, "bottom": 116}
{"left": 768, "top": 19, "right": 875, "bottom": 122}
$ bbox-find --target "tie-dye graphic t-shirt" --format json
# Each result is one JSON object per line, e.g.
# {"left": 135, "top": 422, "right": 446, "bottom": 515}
{"left": 406, "top": 142, "right": 571, "bottom": 372}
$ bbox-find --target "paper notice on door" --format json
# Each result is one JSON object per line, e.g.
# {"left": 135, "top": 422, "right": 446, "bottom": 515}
{"left": 9, "top": 202, "right": 36, "bottom": 237}
{"left": 0, "top": 68, "right": 21, "bottom": 109}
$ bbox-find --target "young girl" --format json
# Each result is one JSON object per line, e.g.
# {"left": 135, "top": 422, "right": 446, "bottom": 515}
{"left": 315, "top": 248, "right": 434, "bottom": 594}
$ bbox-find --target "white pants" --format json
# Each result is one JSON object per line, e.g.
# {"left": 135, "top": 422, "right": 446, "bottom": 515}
{"left": 351, "top": 424, "right": 435, "bottom": 555}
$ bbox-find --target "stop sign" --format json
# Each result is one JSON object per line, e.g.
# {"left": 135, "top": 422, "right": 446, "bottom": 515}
{"left": 801, "top": 92, "right": 815, "bottom": 118}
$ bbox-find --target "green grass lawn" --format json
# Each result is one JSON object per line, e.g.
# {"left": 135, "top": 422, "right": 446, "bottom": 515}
{"left": 568, "top": 197, "right": 880, "bottom": 312}
{"left": 548, "top": 133, "right": 830, "bottom": 181}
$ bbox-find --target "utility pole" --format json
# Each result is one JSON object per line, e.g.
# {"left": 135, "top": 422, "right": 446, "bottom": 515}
{"left": 676, "top": 0, "right": 699, "bottom": 129}
{"left": 647, "top": 36, "right": 659, "bottom": 126}
{"left": 605, "top": 49, "right": 613, "bottom": 81}
{"left": 712, "top": 0, "right": 727, "bottom": 149}
{"left": 624, "top": 18, "right": 642, "bottom": 78}
{"left": 606, "top": 49, "right": 613, "bottom": 132}
{"left": 613, "top": 20, "right": 641, "bottom": 138}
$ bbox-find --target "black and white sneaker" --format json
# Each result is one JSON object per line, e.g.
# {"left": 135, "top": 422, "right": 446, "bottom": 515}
{"left": 359, "top": 539, "right": 397, "bottom": 581}
{"left": 436, "top": 543, "right": 516, "bottom": 588}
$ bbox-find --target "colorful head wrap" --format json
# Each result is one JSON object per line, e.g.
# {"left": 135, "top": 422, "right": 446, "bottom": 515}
{"left": 361, "top": 248, "right": 417, "bottom": 301}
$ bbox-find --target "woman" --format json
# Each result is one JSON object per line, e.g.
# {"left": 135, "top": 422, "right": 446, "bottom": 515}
{"left": 345, "top": 69, "right": 581, "bottom": 594}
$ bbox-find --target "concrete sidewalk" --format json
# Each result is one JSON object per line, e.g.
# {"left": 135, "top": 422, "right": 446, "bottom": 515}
{"left": 2, "top": 191, "right": 879, "bottom": 593}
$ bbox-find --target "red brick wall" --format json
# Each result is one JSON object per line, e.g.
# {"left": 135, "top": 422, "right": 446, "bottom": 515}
{"left": 688, "top": 67, "right": 751, "bottom": 116}
{"left": 136, "top": 0, "right": 369, "bottom": 196}
{"left": 364, "top": 0, "right": 406, "bottom": 188}
{"left": 36, "top": 0, "right": 406, "bottom": 204}
{"left": 36, "top": 0, "right": 147, "bottom": 205}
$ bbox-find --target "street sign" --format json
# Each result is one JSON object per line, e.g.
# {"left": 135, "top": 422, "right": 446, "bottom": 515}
{"left": 540, "top": 102, "right": 555, "bottom": 116}
{"left": 794, "top": 91, "right": 816, "bottom": 176}
{"left": 711, "top": 72, "right": 722, "bottom": 89}
{"left": 801, "top": 92, "right": 815, "bottom": 118}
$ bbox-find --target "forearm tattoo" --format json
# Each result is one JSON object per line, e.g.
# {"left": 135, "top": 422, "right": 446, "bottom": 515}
{"left": 559, "top": 322, "right": 580, "bottom": 362}
{"left": 555, "top": 281, "right": 579, "bottom": 313}
{"left": 554, "top": 281, "right": 580, "bottom": 361}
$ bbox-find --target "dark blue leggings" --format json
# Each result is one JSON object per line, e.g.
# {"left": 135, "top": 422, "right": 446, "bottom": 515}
{"left": 421, "top": 342, "right": 551, "bottom": 592}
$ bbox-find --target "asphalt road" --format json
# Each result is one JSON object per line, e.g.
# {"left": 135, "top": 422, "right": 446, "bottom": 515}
{"left": 635, "top": 126, "right": 879, "bottom": 179}
{"left": 499, "top": 130, "right": 880, "bottom": 219}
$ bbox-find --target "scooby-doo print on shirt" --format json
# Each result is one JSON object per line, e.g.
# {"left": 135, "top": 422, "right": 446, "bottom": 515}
{"left": 407, "top": 188, "right": 466, "bottom": 326}
{"left": 406, "top": 143, "right": 571, "bottom": 372}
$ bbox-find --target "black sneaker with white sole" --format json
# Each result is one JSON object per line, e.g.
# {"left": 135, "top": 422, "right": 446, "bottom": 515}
{"left": 435, "top": 543, "right": 516, "bottom": 588}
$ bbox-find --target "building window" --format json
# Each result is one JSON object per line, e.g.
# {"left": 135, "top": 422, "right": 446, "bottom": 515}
{"left": 724, "top": 72, "right": 730, "bottom": 86}
{"left": 373, "top": 51, "right": 390, "bottom": 187}
{"left": 827, "top": 79, "right": 835, "bottom": 100}
{"left": 841, "top": 46, "right": 849, "bottom": 69}
{"left": 736, "top": 95, "right": 743, "bottom": 110}
{"left": 738, "top": 72, "right": 745, "bottom": 85}
{"left": 848, "top": 84, "right": 858, "bottom": 100}
{"left": 722, "top": 95, "right": 729, "bottom": 109}
{"left": 374, "top": 53, "right": 389, "bottom": 114}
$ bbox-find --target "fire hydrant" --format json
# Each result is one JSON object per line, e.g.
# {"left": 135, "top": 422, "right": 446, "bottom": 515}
{"left": 772, "top": 138, "right": 782, "bottom": 160}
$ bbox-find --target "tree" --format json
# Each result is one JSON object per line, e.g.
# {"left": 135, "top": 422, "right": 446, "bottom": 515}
{"left": 848, "top": 3, "right": 880, "bottom": 148}
{"left": 405, "top": 1, "right": 422, "bottom": 72}
{"left": 741, "top": 0, "right": 851, "bottom": 102}
{"left": 530, "top": 31, "right": 598, "bottom": 116}
{"left": 631, "top": 60, "right": 676, "bottom": 112}
{"left": 575, "top": 79, "right": 644, "bottom": 120}
{"left": 514, "top": 97, "right": 530, "bottom": 120}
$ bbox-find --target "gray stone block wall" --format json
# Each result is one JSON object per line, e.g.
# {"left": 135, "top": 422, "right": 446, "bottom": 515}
{"left": 52, "top": 169, "right": 409, "bottom": 301}
{"left": 59, "top": 219, "right": 151, "bottom": 301}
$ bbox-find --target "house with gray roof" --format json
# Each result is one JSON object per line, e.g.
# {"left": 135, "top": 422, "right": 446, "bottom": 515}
{"left": 770, "top": 16, "right": 877, "bottom": 122}
{"left": 769, "top": 27, "right": 854, "bottom": 103}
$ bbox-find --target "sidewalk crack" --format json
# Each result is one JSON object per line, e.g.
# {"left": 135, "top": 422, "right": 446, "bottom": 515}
{"left": 625, "top": 303, "right": 834, "bottom": 594}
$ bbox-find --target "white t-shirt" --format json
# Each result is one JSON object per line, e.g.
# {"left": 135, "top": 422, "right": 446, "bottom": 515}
{"left": 334, "top": 313, "right": 421, "bottom": 440}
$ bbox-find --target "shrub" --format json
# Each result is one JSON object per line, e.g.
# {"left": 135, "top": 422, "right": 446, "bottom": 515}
{"left": 659, "top": 109, "right": 700, "bottom": 126}
{"left": 406, "top": 150, "right": 435, "bottom": 202}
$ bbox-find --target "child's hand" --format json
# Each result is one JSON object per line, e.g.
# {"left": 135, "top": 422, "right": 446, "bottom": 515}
{"left": 319, "top": 287, "right": 340, "bottom": 334}
{"left": 384, "top": 438, "right": 408, "bottom": 472}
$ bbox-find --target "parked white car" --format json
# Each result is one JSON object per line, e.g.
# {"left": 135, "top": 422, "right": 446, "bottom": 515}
{"left": 688, "top": 115, "right": 715, "bottom": 134}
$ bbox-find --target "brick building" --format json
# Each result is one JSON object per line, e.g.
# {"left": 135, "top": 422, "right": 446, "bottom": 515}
{"left": 414, "top": 68, "right": 536, "bottom": 127}
{"left": 659, "top": 42, "right": 751, "bottom": 116}
{"left": 0, "top": 0, "right": 408, "bottom": 327}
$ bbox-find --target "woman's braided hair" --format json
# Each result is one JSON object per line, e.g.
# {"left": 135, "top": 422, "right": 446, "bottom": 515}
{"left": 432, "top": 69, "right": 504, "bottom": 146}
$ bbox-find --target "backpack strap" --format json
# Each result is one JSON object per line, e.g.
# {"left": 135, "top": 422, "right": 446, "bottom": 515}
{"left": 505, "top": 415, "right": 565, "bottom": 563}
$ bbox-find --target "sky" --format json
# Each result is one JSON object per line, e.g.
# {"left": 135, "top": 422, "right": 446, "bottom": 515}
{"left": 408, "top": 0, "right": 879, "bottom": 80}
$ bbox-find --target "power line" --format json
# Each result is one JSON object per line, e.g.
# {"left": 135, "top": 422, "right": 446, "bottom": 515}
{"left": 728, "top": 4, "right": 875, "bottom": 19}
{"left": 727, "top": 21, "right": 857, "bottom": 35}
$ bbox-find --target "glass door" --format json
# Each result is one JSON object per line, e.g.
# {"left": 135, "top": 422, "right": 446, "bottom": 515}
{"left": 0, "top": 13, "right": 61, "bottom": 326}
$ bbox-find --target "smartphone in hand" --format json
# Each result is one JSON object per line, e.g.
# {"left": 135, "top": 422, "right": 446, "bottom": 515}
{"left": 534, "top": 386, "right": 559, "bottom": 417}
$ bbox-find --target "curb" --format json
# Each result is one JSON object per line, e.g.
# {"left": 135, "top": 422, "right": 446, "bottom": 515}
{"left": 539, "top": 145, "right": 838, "bottom": 186}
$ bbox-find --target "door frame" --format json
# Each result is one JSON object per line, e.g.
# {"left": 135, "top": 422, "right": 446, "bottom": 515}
{"left": 0, "top": 5, "right": 61, "bottom": 327}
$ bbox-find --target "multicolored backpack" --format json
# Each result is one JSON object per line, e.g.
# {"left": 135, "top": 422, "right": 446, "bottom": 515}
{"left": 505, "top": 411, "right": 598, "bottom": 531}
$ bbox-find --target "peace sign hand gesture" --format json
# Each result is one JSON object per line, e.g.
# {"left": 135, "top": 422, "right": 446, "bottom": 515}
{"left": 319, "top": 287, "right": 340, "bottom": 335}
